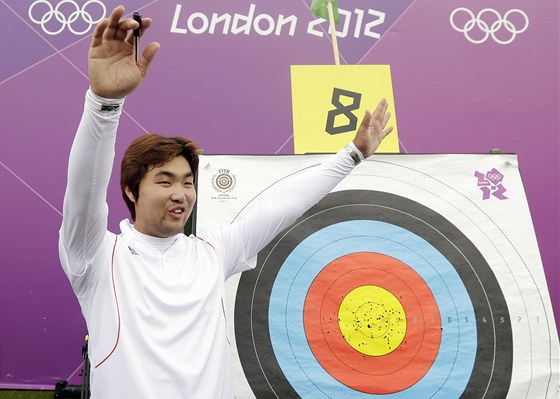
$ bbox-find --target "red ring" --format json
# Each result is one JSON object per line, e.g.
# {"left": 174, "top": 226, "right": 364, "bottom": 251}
{"left": 303, "top": 252, "right": 442, "bottom": 394}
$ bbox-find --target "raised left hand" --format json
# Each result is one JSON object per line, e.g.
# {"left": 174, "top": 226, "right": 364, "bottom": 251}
{"left": 352, "top": 98, "right": 394, "bottom": 158}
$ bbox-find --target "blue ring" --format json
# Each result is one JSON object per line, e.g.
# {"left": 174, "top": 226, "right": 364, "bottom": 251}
{"left": 269, "top": 220, "right": 477, "bottom": 398}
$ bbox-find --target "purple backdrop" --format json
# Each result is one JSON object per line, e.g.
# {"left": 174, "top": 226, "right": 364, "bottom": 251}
{"left": 0, "top": 0, "right": 558, "bottom": 389}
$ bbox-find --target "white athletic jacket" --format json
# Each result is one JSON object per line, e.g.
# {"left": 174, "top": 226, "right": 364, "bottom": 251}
{"left": 59, "top": 89, "right": 360, "bottom": 398}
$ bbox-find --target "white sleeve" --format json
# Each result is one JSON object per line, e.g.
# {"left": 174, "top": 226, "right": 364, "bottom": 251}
{"left": 207, "top": 147, "right": 358, "bottom": 279}
{"left": 58, "top": 90, "right": 123, "bottom": 278}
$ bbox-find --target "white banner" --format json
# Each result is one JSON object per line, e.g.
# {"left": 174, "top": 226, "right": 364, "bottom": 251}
{"left": 195, "top": 154, "right": 559, "bottom": 399}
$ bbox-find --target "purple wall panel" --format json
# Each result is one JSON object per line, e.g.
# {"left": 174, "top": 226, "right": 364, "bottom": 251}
{"left": 0, "top": 0, "right": 558, "bottom": 389}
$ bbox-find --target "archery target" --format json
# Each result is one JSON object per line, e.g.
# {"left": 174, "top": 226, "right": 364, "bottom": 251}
{"left": 195, "top": 154, "right": 559, "bottom": 399}
{"left": 235, "top": 190, "right": 513, "bottom": 398}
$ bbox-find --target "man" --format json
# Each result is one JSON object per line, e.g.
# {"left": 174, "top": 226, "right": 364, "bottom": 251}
{"left": 59, "top": 5, "right": 393, "bottom": 398}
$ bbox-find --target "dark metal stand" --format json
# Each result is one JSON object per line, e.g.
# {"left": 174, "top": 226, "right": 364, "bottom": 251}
{"left": 54, "top": 336, "right": 90, "bottom": 399}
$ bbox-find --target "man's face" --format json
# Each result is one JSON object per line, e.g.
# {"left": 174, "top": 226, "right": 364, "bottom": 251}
{"left": 126, "top": 156, "right": 196, "bottom": 238}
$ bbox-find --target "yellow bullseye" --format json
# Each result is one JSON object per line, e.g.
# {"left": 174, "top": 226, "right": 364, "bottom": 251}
{"left": 338, "top": 285, "right": 407, "bottom": 356}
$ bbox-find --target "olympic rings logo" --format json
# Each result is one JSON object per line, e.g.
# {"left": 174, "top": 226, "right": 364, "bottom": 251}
{"left": 28, "top": 0, "right": 106, "bottom": 36}
{"left": 450, "top": 8, "right": 529, "bottom": 45}
{"left": 486, "top": 173, "right": 503, "bottom": 183}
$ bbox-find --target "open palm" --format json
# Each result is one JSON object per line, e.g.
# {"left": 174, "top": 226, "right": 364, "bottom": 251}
{"left": 88, "top": 6, "right": 159, "bottom": 99}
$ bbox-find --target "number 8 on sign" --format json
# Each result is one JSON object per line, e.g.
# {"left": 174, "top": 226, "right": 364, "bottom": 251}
{"left": 326, "top": 88, "right": 361, "bottom": 135}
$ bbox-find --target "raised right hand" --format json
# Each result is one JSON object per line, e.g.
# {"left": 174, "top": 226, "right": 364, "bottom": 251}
{"left": 88, "top": 5, "right": 160, "bottom": 99}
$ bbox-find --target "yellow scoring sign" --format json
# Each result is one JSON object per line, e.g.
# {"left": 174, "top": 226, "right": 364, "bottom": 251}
{"left": 291, "top": 65, "right": 400, "bottom": 154}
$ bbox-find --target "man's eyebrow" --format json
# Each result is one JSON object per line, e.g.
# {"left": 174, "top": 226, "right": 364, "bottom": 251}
{"left": 154, "top": 170, "right": 194, "bottom": 179}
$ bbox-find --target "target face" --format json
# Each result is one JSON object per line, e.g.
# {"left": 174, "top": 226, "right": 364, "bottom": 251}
{"left": 235, "top": 190, "right": 513, "bottom": 398}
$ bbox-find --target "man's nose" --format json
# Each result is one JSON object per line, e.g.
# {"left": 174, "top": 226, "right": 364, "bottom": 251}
{"left": 170, "top": 186, "right": 186, "bottom": 202}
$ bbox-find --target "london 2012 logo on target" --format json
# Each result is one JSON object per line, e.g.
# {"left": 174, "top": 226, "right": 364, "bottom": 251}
{"left": 28, "top": 0, "right": 107, "bottom": 36}
{"left": 475, "top": 168, "right": 508, "bottom": 200}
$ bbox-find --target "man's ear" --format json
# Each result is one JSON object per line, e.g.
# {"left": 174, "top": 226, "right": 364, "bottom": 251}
{"left": 125, "top": 187, "right": 136, "bottom": 203}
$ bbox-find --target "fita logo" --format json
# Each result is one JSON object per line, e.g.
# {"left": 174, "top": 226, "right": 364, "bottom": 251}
{"left": 212, "top": 169, "right": 236, "bottom": 193}
{"left": 28, "top": 0, "right": 107, "bottom": 36}
{"left": 474, "top": 168, "right": 508, "bottom": 200}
